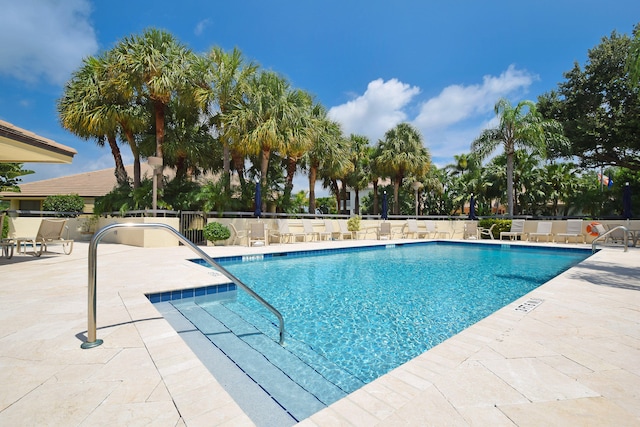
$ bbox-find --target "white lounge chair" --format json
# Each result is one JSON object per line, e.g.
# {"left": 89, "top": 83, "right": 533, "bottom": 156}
{"left": 16, "top": 218, "right": 73, "bottom": 256}
{"left": 337, "top": 220, "right": 354, "bottom": 240}
{"left": 270, "top": 219, "right": 306, "bottom": 243}
{"left": 556, "top": 219, "right": 585, "bottom": 243}
{"left": 479, "top": 223, "right": 496, "bottom": 240}
{"left": 323, "top": 220, "right": 339, "bottom": 241}
{"left": 403, "top": 219, "right": 428, "bottom": 238}
{"left": 499, "top": 219, "right": 526, "bottom": 241}
{"left": 528, "top": 221, "right": 554, "bottom": 242}
{"left": 302, "top": 219, "right": 321, "bottom": 242}
{"left": 1, "top": 212, "right": 14, "bottom": 259}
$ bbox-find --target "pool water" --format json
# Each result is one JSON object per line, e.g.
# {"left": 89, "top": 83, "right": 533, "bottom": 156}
{"left": 214, "top": 242, "right": 588, "bottom": 383}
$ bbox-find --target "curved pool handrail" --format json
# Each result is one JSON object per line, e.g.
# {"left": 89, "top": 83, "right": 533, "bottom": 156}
{"left": 591, "top": 225, "right": 630, "bottom": 253}
{"left": 81, "top": 222, "right": 285, "bottom": 349}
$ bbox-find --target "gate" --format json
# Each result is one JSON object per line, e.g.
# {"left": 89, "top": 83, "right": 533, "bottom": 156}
{"left": 180, "top": 211, "right": 206, "bottom": 245}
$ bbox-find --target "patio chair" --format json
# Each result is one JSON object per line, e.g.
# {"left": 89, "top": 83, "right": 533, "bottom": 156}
{"left": 424, "top": 220, "right": 449, "bottom": 239}
{"left": 403, "top": 219, "right": 428, "bottom": 239}
{"left": 227, "top": 223, "right": 247, "bottom": 246}
{"left": 337, "top": 220, "right": 354, "bottom": 240}
{"left": 248, "top": 222, "right": 268, "bottom": 247}
{"left": 270, "top": 219, "right": 305, "bottom": 243}
{"left": 323, "top": 220, "right": 340, "bottom": 240}
{"left": 463, "top": 221, "right": 479, "bottom": 239}
{"left": 478, "top": 223, "right": 496, "bottom": 240}
{"left": 499, "top": 219, "right": 526, "bottom": 241}
{"left": 17, "top": 218, "right": 73, "bottom": 256}
{"left": 377, "top": 222, "right": 393, "bottom": 240}
{"left": 302, "top": 219, "right": 321, "bottom": 242}
{"left": 528, "top": 221, "right": 554, "bottom": 242}
{"left": 556, "top": 219, "right": 585, "bottom": 243}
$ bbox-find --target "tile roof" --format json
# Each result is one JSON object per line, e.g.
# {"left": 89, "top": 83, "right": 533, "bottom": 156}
{"left": 0, "top": 119, "right": 77, "bottom": 163}
{"left": 0, "top": 164, "right": 157, "bottom": 198}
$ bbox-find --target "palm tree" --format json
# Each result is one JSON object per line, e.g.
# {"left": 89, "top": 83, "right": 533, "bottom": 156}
{"left": 305, "top": 104, "right": 348, "bottom": 213}
{"left": 376, "top": 123, "right": 431, "bottom": 214}
{"left": 227, "top": 71, "right": 309, "bottom": 212}
{"left": 345, "top": 134, "right": 371, "bottom": 215}
{"left": 112, "top": 28, "right": 197, "bottom": 207}
{"left": 58, "top": 55, "right": 129, "bottom": 186}
{"left": 197, "top": 47, "right": 258, "bottom": 191}
{"left": 471, "top": 98, "right": 563, "bottom": 217}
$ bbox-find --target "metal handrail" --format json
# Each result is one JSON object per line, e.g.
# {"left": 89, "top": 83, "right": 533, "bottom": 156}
{"left": 591, "top": 225, "right": 630, "bottom": 253}
{"left": 81, "top": 222, "right": 285, "bottom": 349}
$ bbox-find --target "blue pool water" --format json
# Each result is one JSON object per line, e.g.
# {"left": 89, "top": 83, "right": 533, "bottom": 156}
{"left": 210, "top": 242, "right": 589, "bottom": 383}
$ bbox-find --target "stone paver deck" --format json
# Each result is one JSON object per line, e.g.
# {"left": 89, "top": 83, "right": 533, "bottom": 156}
{"left": 1, "top": 238, "right": 638, "bottom": 426}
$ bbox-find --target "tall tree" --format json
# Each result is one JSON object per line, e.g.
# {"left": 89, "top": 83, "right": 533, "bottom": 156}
{"left": 538, "top": 27, "right": 640, "bottom": 171}
{"left": 472, "top": 98, "right": 562, "bottom": 217}
{"left": 113, "top": 28, "right": 198, "bottom": 206}
{"left": 0, "top": 163, "right": 34, "bottom": 192}
{"left": 58, "top": 55, "right": 129, "bottom": 186}
{"left": 197, "top": 47, "right": 258, "bottom": 192}
{"left": 345, "top": 134, "right": 371, "bottom": 215}
{"left": 305, "top": 104, "right": 348, "bottom": 213}
{"left": 376, "top": 123, "right": 431, "bottom": 214}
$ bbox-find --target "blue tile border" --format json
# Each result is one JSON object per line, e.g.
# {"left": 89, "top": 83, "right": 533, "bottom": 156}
{"left": 147, "top": 283, "right": 238, "bottom": 303}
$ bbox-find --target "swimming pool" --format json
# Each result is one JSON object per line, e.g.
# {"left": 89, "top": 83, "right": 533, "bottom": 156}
{"left": 151, "top": 241, "right": 590, "bottom": 422}
{"left": 216, "top": 242, "right": 589, "bottom": 382}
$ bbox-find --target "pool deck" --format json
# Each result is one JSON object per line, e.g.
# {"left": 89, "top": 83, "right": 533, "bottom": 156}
{"left": 0, "top": 239, "right": 638, "bottom": 426}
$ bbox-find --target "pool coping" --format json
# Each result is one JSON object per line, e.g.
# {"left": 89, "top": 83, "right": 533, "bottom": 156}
{"left": 0, "top": 239, "right": 638, "bottom": 425}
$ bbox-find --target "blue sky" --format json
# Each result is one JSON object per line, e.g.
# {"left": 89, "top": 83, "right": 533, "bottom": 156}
{"left": 1, "top": 0, "right": 639, "bottom": 187}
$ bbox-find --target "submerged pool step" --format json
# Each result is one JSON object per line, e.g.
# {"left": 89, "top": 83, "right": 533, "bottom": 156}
{"left": 222, "top": 301, "right": 365, "bottom": 393}
{"left": 199, "top": 302, "right": 357, "bottom": 403}
{"left": 172, "top": 301, "right": 341, "bottom": 421}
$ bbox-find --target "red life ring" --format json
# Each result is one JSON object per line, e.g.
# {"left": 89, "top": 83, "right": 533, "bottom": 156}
{"left": 586, "top": 222, "right": 600, "bottom": 237}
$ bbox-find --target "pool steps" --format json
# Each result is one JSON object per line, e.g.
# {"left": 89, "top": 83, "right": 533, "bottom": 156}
{"left": 163, "top": 298, "right": 365, "bottom": 422}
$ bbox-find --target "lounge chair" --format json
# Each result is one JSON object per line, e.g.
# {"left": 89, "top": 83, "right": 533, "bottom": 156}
{"left": 528, "top": 221, "right": 554, "bottom": 242}
{"left": 337, "top": 220, "right": 354, "bottom": 240}
{"left": 302, "top": 219, "right": 321, "bottom": 242}
{"left": 424, "top": 220, "right": 449, "bottom": 239}
{"left": 463, "top": 221, "right": 479, "bottom": 239}
{"left": 270, "top": 219, "right": 306, "bottom": 243}
{"left": 248, "top": 222, "right": 268, "bottom": 246}
{"left": 16, "top": 218, "right": 73, "bottom": 256}
{"left": 377, "top": 222, "right": 392, "bottom": 240}
{"left": 403, "top": 219, "right": 428, "bottom": 239}
{"left": 323, "top": 220, "right": 340, "bottom": 240}
{"left": 556, "top": 219, "right": 585, "bottom": 243}
{"left": 499, "top": 219, "right": 526, "bottom": 241}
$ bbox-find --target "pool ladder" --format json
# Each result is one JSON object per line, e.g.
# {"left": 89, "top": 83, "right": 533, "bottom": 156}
{"left": 81, "top": 222, "right": 285, "bottom": 349}
{"left": 591, "top": 225, "right": 631, "bottom": 253}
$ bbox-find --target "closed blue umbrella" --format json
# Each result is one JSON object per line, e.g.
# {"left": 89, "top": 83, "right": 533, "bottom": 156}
{"left": 623, "top": 182, "right": 632, "bottom": 219}
{"left": 381, "top": 191, "right": 388, "bottom": 220}
{"left": 254, "top": 180, "right": 262, "bottom": 218}
{"left": 468, "top": 193, "right": 477, "bottom": 220}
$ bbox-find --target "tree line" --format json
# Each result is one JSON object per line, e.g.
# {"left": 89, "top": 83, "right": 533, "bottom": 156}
{"left": 32, "top": 24, "right": 639, "bottom": 217}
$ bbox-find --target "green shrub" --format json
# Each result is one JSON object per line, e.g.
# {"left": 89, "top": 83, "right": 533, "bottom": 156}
{"left": 202, "top": 222, "right": 231, "bottom": 242}
{"left": 2, "top": 215, "right": 8, "bottom": 239}
{"left": 347, "top": 215, "right": 361, "bottom": 231}
{"left": 42, "top": 194, "right": 84, "bottom": 216}
{"left": 478, "top": 218, "right": 512, "bottom": 239}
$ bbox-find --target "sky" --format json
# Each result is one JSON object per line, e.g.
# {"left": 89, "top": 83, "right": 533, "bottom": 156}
{"left": 1, "top": 0, "right": 639, "bottom": 189}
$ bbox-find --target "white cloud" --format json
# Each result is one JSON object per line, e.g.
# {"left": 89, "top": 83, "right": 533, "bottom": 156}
{"left": 328, "top": 78, "right": 420, "bottom": 142}
{"left": 414, "top": 65, "right": 536, "bottom": 130}
{"left": 194, "top": 19, "right": 210, "bottom": 36}
{"left": 0, "top": 0, "right": 98, "bottom": 85}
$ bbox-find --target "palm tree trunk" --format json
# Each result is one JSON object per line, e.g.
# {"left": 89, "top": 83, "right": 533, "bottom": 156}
{"left": 506, "top": 151, "right": 515, "bottom": 217}
{"left": 223, "top": 143, "right": 231, "bottom": 192}
{"left": 284, "top": 156, "right": 297, "bottom": 203}
{"left": 260, "top": 148, "right": 270, "bottom": 212}
{"left": 308, "top": 163, "right": 318, "bottom": 214}
{"left": 106, "top": 133, "right": 128, "bottom": 186}
{"left": 372, "top": 180, "right": 379, "bottom": 215}
{"left": 354, "top": 189, "right": 360, "bottom": 215}
{"left": 393, "top": 176, "right": 402, "bottom": 215}
{"left": 123, "top": 128, "right": 141, "bottom": 188}
{"left": 154, "top": 100, "right": 165, "bottom": 191}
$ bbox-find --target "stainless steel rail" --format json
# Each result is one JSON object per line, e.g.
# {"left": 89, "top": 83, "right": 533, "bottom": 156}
{"left": 591, "top": 225, "right": 630, "bottom": 253}
{"left": 81, "top": 222, "right": 285, "bottom": 349}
